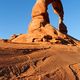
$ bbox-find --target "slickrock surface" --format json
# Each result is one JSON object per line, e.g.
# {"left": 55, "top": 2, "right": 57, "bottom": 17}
{"left": 0, "top": 0, "right": 79, "bottom": 79}
{"left": 0, "top": 41, "right": 80, "bottom": 80}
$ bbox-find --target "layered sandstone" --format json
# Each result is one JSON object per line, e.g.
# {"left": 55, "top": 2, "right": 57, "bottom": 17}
{"left": 0, "top": 0, "right": 80, "bottom": 80}
{"left": 0, "top": 42, "right": 80, "bottom": 80}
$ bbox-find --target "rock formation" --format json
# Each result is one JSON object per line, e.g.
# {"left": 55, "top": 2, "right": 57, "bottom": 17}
{"left": 12, "top": 0, "right": 69, "bottom": 43}
{"left": 29, "top": 0, "right": 65, "bottom": 33}
{"left": 0, "top": 42, "right": 80, "bottom": 80}
{"left": 0, "top": 1, "right": 80, "bottom": 80}
{"left": 28, "top": 0, "right": 67, "bottom": 41}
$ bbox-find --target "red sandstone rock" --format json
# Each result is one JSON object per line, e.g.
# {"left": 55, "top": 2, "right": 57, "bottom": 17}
{"left": 0, "top": 42, "right": 80, "bottom": 80}
{"left": 28, "top": 0, "right": 67, "bottom": 35}
{"left": 0, "top": 1, "right": 80, "bottom": 80}
{"left": 11, "top": 0, "right": 70, "bottom": 44}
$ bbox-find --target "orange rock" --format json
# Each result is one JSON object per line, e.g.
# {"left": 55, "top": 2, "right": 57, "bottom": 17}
{"left": 12, "top": 0, "right": 69, "bottom": 44}
{"left": 28, "top": 0, "right": 65, "bottom": 34}
{"left": 12, "top": 34, "right": 28, "bottom": 43}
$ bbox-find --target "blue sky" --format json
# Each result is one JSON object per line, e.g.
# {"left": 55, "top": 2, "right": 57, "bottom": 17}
{"left": 0, "top": 0, "right": 80, "bottom": 40}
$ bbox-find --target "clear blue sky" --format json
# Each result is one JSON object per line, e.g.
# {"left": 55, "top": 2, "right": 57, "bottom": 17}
{"left": 0, "top": 0, "right": 80, "bottom": 40}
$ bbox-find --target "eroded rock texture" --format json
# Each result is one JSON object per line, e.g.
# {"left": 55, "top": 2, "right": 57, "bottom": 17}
{"left": 28, "top": 0, "right": 68, "bottom": 41}
{"left": 0, "top": 42, "right": 80, "bottom": 80}
{"left": 11, "top": 0, "right": 68, "bottom": 43}
{"left": 0, "top": 0, "right": 80, "bottom": 80}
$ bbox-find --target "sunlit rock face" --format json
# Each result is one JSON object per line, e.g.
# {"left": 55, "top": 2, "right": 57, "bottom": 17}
{"left": 12, "top": 0, "right": 69, "bottom": 43}
{"left": 28, "top": 0, "right": 68, "bottom": 42}
{"left": 11, "top": 0, "right": 78, "bottom": 47}
{"left": 0, "top": 42, "right": 80, "bottom": 80}
{"left": 0, "top": 1, "right": 80, "bottom": 80}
